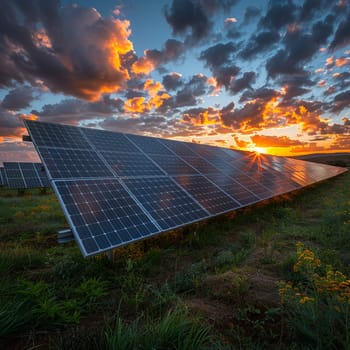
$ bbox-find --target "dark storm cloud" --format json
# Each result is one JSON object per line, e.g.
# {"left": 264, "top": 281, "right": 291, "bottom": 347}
{"left": 329, "top": 11, "right": 350, "bottom": 51}
{"left": 199, "top": 42, "right": 239, "bottom": 89}
{"left": 331, "top": 90, "right": 350, "bottom": 113}
{"left": 239, "top": 31, "right": 280, "bottom": 60}
{"left": 219, "top": 101, "right": 265, "bottom": 130}
{"left": 240, "top": 87, "right": 280, "bottom": 103}
{"left": 31, "top": 96, "right": 123, "bottom": 124}
{"left": 266, "top": 50, "right": 306, "bottom": 78}
{"left": 200, "top": 42, "right": 236, "bottom": 68}
{"left": 144, "top": 39, "right": 185, "bottom": 66}
{"left": 311, "top": 16, "right": 334, "bottom": 45}
{"left": 162, "top": 73, "right": 183, "bottom": 91}
{"left": 282, "top": 86, "right": 310, "bottom": 99}
{"left": 298, "top": 0, "right": 330, "bottom": 22}
{"left": 0, "top": 107, "right": 29, "bottom": 138}
{"left": 0, "top": 0, "right": 134, "bottom": 100}
{"left": 164, "top": 0, "right": 237, "bottom": 44}
{"left": 214, "top": 66, "right": 240, "bottom": 89}
{"left": 243, "top": 6, "right": 260, "bottom": 25}
{"left": 1, "top": 86, "right": 36, "bottom": 111}
{"left": 173, "top": 74, "right": 209, "bottom": 107}
{"left": 259, "top": 1, "right": 297, "bottom": 30}
{"left": 229, "top": 72, "right": 256, "bottom": 94}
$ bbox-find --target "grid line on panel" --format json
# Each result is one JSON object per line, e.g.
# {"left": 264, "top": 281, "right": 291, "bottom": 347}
{"left": 24, "top": 120, "right": 91, "bottom": 149}
{"left": 149, "top": 154, "right": 199, "bottom": 175}
{"left": 180, "top": 156, "right": 221, "bottom": 174}
{"left": 0, "top": 168, "right": 4, "bottom": 186}
{"left": 81, "top": 127, "right": 141, "bottom": 153}
{"left": 37, "top": 147, "right": 114, "bottom": 179}
{"left": 4, "top": 162, "right": 26, "bottom": 189}
{"left": 123, "top": 177, "right": 209, "bottom": 231}
{"left": 125, "top": 133, "right": 174, "bottom": 155}
{"left": 205, "top": 173, "right": 260, "bottom": 206}
{"left": 160, "top": 139, "right": 198, "bottom": 157}
{"left": 174, "top": 175, "right": 241, "bottom": 215}
{"left": 54, "top": 178, "right": 160, "bottom": 256}
{"left": 101, "top": 151, "right": 166, "bottom": 177}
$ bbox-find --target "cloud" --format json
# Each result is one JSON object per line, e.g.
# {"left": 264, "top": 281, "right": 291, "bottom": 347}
{"left": 331, "top": 90, "right": 350, "bottom": 112}
{"left": 181, "top": 107, "right": 219, "bottom": 126}
{"left": 259, "top": 1, "right": 297, "bottom": 30}
{"left": 162, "top": 72, "right": 183, "bottom": 91}
{"left": 251, "top": 134, "right": 303, "bottom": 148}
{"left": 1, "top": 86, "right": 36, "bottom": 111}
{"left": 243, "top": 6, "right": 260, "bottom": 25}
{"left": 229, "top": 72, "right": 256, "bottom": 94}
{"left": 200, "top": 42, "right": 236, "bottom": 68}
{"left": 31, "top": 96, "right": 123, "bottom": 124}
{"left": 131, "top": 39, "right": 184, "bottom": 75}
{"left": 0, "top": 108, "right": 36, "bottom": 139}
{"left": 164, "top": 0, "right": 237, "bottom": 45}
{"left": 329, "top": 11, "right": 350, "bottom": 51}
{"left": 0, "top": 1, "right": 134, "bottom": 100}
{"left": 239, "top": 31, "right": 280, "bottom": 59}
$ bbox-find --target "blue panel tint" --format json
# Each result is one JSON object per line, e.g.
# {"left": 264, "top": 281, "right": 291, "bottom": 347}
{"left": 160, "top": 139, "right": 197, "bottom": 156}
{"left": 25, "top": 120, "right": 90, "bottom": 149}
{"left": 206, "top": 173, "right": 260, "bottom": 206}
{"left": 38, "top": 147, "right": 113, "bottom": 179}
{"left": 123, "top": 177, "right": 209, "bottom": 230}
{"left": 181, "top": 156, "right": 220, "bottom": 174}
{"left": 55, "top": 179, "right": 160, "bottom": 257}
{"left": 174, "top": 175, "right": 241, "bottom": 215}
{"left": 82, "top": 128, "right": 140, "bottom": 153}
{"left": 127, "top": 134, "right": 173, "bottom": 155}
{"left": 149, "top": 154, "right": 199, "bottom": 175}
{"left": 101, "top": 151, "right": 165, "bottom": 177}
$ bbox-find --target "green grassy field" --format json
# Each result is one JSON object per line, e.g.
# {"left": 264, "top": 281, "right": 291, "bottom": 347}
{"left": 1, "top": 165, "right": 350, "bottom": 349}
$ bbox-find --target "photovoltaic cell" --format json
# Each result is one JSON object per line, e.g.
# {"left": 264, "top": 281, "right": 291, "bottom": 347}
{"left": 149, "top": 154, "right": 199, "bottom": 175}
{"left": 174, "top": 175, "right": 241, "bottom": 215}
{"left": 160, "top": 139, "right": 197, "bottom": 156}
{"left": 3, "top": 162, "right": 50, "bottom": 189}
{"left": 24, "top": 120, "right": 348, "bottom": 257}
{"left": 37, "top": 147, "right": 113, "bottom": 179}
{"left": 55, "top": 179, "right": 160, "bottom": 255}
{"left": 126, "top": 134, "right": 173, "bottom": 155}
{"left": 25, "top": 120, "right": 90, "bottom": 149}
{"left": 0, "top": 167, "right": 6, "bottom": 186}
{"left": 82, "top": 128, "right": 140, "bottom": 153}
{"left": 123, "top": 177, "right": 209, "bottom": 230}
{"left": 205, "top": 173, "right": 260, "bottom": 206}
{"left": 181, "top": 156, "right": 220, "bottom": 174}
{"left": 101, "top": 151, "right": 165, "bottom": 177}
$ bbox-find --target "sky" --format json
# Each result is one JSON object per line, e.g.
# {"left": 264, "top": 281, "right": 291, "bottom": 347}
{"left": 0, "top": 0, "right": 350, "bottom": 164}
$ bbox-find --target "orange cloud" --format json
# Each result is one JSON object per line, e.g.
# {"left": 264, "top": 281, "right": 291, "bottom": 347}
{"left": 144, "top": 79, "right": 163, "bottom": 96}
{"left": 131, "top": 57, "right": 155, "bottom": 75}
{"left": 326, "top": 56, "right": 334, "bottom": 67}
{"left": 335, "top": 57, "right": 350, "bottom": 67}
{"left": 251, "top": 134, "right": 303, "bottom": 148}
{"left": 124, "top": 97, "right": 149, "bottom": 113}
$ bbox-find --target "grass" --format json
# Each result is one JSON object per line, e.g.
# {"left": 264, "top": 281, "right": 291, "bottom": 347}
{"left": 0, "top": 162, "right": 349, "bottom": 349}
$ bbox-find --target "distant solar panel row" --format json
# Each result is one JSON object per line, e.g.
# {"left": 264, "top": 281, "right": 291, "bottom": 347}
{"left": 24, "top": 120, "right": 347, "bottom": 257}
{"left": 2, "top": 162, "right": 50, "bottom": 189}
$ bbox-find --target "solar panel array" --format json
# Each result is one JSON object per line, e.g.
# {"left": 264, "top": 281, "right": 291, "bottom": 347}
{"left": 0, "top": 167, "right": 7, "bottom": 186}
{"left": 24, "top": 120, "right": 347, "bottom": 257}
{"left": 3, "top": 162, "right": 50, "bottom": 189}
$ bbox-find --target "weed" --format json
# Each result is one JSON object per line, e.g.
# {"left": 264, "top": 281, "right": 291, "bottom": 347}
{"left": 279, "top": 243, "right": 350, "bottom": 349}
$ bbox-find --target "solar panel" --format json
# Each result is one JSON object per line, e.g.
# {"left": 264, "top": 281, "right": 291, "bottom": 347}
{"left": 3, "top": 162, "right": 50, "bottom": 189}
{"left": 0, "top": 167, "right": 6, "bottom": 186}
{"left": 55, "top": 179, "right": 159, "bottom": 255}
{"left": 123, "top": 177, "right": 209, "bottom": 230}
{"left": 24, "top": 120, "right": 348, "bottom": 257}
